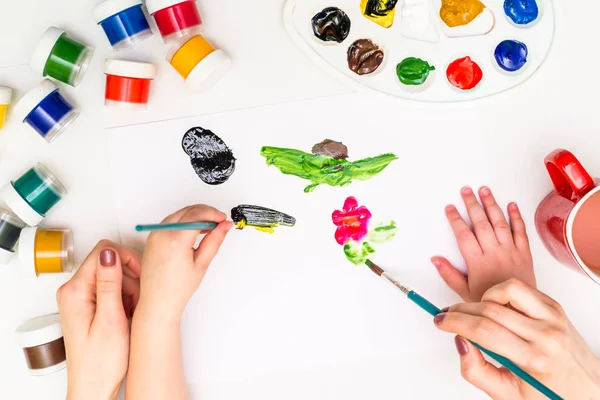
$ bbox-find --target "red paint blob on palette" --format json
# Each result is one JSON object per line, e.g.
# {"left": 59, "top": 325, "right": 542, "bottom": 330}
{"left": 446, "top": 56, "right": 483, "bottom": 90}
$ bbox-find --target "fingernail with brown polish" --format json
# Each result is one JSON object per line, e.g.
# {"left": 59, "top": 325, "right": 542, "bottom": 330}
{"left": 455, "top": 336, "right": 469, "bottom": 356}
{"left": 100, "top": 249, "right": 116, "bottom": 267}
{"left": 441, "top": 307, "right": 449, "bottom": 313}
{"left": 434, "top": 313, "right": 446, "bottom": 324}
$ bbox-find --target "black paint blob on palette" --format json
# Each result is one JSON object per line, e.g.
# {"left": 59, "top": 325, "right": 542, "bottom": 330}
{"left": 182, "top": 127, "right": 236, "bottom": 185}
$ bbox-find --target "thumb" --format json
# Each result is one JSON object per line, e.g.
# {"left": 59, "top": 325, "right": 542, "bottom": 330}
{"left": 94, "top": 248, "right": 124, "bottom": 326}
{"left": 431, "top": 257, "right": 471, "bottom": 301}
{"left": 454, "top": 336, "right": 522, "bottom": 400}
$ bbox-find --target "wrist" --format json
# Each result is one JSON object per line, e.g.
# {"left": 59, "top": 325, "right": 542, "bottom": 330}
{"left": 67, "top": 383, "right": 120, "bottom": 400}
{"left": 133, "top": 299, "right": 183, "bottom": 327}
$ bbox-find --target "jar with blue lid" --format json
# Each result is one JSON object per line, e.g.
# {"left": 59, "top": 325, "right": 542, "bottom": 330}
{"left": 93, "top": 0, "right": 153, "bottom": 50}
{"left": 13, "top": 80, "right": 79, "bottom": 143}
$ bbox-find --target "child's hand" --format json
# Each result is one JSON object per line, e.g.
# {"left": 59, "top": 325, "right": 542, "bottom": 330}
{"left": 434, "top": 279, "right": 600, "bottom": 400}
{"left": 137, "top": 205, "right": 233, "bottom": 323}
{"left": 432, "top": 187, "right": 536, "bottom": 302}
{"left": 57, "top": 241, "right": 142, "bottom": 400}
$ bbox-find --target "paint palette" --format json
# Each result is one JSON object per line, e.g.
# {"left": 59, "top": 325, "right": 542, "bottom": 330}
{"left": 283, "top": 0, "right": 554, "bottom": 102}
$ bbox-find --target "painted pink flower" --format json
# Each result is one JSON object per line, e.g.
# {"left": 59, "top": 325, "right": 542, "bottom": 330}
{"left": 332, "top": 196, "right": 372, "bottom": 245}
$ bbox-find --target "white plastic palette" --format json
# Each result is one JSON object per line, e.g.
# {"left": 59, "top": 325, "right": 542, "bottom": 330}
{"left": 284, "top": 0, "right": 555, "bottom": 102}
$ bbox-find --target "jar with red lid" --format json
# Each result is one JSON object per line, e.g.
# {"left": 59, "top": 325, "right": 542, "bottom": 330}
{"left": 146, "top": 0, "right": 203, "bottom": 43}
{"left": 104, "top": 59, "right": 156, "bottom": 110}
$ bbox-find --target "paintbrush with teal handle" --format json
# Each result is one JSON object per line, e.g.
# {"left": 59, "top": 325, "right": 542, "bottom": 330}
{"left": 365, "top": 260, "right": 563, "bottom": 400}
{"left": 135, "top": 222, "right": 218, "bottom": 232}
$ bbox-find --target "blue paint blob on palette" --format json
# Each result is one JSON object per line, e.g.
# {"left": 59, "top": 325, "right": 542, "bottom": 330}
{"left": 494, "top": 40, "right": 528, "bottom": 72}
{"left": 504, "top": 0, "right": 539, "bottom": 26}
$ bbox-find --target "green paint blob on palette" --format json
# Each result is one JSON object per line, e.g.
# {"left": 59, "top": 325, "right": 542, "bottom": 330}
{"left": 396, "top": 57, "right": 436, "bottom": 90}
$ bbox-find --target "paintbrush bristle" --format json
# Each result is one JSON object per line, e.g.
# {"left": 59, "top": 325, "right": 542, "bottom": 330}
{"left": 365, "top": 259, "right": 384, "bottom": 276}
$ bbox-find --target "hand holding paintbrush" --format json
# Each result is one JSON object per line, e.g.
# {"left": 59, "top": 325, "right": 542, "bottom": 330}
{"left": 366, "top": 260, "right": 600, "bottom": 400}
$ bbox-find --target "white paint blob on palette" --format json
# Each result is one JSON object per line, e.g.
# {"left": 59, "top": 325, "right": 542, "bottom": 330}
{"left": 284, "top": 0, "right": 555, "bottom": 102}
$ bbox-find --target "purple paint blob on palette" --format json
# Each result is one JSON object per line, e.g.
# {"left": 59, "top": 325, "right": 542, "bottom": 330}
{"left": 285, "top": 0, "right": 554, "bottom": 101}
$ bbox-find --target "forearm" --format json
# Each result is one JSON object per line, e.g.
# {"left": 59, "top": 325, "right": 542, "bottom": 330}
{"left": 126, "top": 304, "right": 189, "bottom": 400}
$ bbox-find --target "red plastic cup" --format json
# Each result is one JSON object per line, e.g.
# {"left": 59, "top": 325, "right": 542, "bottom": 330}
{"left": 104, "top": 59, "right": 156, "bottom": 110}
{"left": 146, "top": 0, "right": 203, "bottom": 43}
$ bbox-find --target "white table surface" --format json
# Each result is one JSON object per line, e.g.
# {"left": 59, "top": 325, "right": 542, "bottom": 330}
{"left": 2, "top": 0, "right": 600, "bottom": 399}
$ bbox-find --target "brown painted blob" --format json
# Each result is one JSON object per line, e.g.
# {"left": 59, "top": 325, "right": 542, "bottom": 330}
{"left": 347, "top": 39, "right": 384, "bottom": 75}
{"left": 312, "top": 139, "right": 349, "bottom": 160}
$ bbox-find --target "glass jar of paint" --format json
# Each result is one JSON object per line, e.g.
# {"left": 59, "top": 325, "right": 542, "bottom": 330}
{"left": 13, "top": 80, "right": 78, "bottom": 142}
{"left": 0, "top": 86, "right": 12, "bottom": 129}
{"left": 18, "top": 227, "right": 74, "bottom": 277}
{"left": 0, "top": 209, "right": 25, "bottom": 264}
{"left": 146, "top": 0, "right": 203, "bottom": 43}
{"left": 30, "top": 27, "right": 94, "bottom": 87}
{"left": 93, "top": 0, "right": 153, "bottom": 51}
{"left": 15, "top": 314, "right": 66, "bottom": 376}
{"left": 0, "top": 163, "right": 67, "bottom": 227}
{"left": 166, "top": 35, "right": 231, "bottom": 91}
{"left": 104, "top": 59, "right": 156, "bottom": 110}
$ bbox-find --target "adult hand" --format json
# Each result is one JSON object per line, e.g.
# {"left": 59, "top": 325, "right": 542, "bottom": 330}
{"left": 432, "top": 186, "right": 536, "bottom": 302}
{"left": 57, "top": 240, "right": 142, "bottom": 400}
{"left": 136, "top": 205, "right": 233, "bottom": 323}
{"left": 434, "top": 279, "right": 600, "bottom": 400}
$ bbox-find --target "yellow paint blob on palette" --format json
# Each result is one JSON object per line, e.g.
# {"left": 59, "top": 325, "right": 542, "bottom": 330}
{"left": 284, "top": 0, "right": 555, "bottom": 102}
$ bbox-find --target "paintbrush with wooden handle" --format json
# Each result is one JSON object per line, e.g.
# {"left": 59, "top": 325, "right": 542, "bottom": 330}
{"left": 364, "top": 259, "right": 562, "bottom": 400}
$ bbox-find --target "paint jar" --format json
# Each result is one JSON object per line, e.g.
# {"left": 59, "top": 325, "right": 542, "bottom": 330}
{"left": 93, "top": 0, "right": 153, "bottom": 51}
{"left": 13, "top": 80, "right": 79, "bottom": 142}
{"left": 167, "top": 35, "right": 231, "bottom": 91}
{"left": 0, "top": 86, "right": 12, "bottom": 129}
{"left": 104, "top": 59, "right": 156, "bottom": 109}
{"left": 30, "top": 27, "right": 94, "bottom": 87}
{"left": 15, "top": 314, "right": 66, "bottom": 376}
{"left": 18, "top": 227, "right": 74, "bottom": 276}
{"left": 146, "top": 0, "right": 203, "bottom": 43}
{"left": 0, "top": 209, "right": 25, "bottom": 264}
{"left": 0, "top": 163, "right": 67, "bottom": 227}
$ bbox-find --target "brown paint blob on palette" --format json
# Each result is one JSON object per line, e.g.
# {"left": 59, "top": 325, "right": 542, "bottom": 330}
{"left": 347, "top": 39, "right": 384, "bottom": 75}
{"left": 572, "top": 191, "right": 600, "bottom": 271}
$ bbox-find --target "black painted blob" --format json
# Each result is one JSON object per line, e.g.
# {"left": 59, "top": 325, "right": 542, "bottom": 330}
{"left": 182, "top": 127, "right": 236, "bottom": 185}
{"left": 311, "top": 7, "right": 351, "bottom": 43}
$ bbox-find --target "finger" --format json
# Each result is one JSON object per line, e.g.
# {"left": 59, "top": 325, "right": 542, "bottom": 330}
{"left": 122, "top": 294, "right": 133, "bottom": 319}
{"left": 160, "top": 205, "right": 197, "bottom": 224}
{"left": 507, "top": 203, "right": 531, "bottom": 253}
{"left": 93, "top": 248, "right": 125, "bottom": 328}
{"left": 434, "top": 311, "right": 532, "bottom": 366}
{"left": 482, "top": 279, "right": 561, "bottom": 321}
{"left": 454, "top": 336, "right": 521, "bottom": 400}
{"left": 118, "top": 247, "right": 143, "bottom": 279}
{"left": 445, "top": 204, "right": 482, "bottom": 259}
{"left": 431, "top": 257, "right": 471, "bottom": 301}
{"left": 447, "top": 302, "right": 544, "bottom": 341}
{"left": 479, "top": 187, "right": 513, "bottom": 245}
{"left": 194, "top": 221, "right": 233, "bottom": 271}
{"left": 152, "top": 205, "right": 228, "bottom": 250}
{"left": 70, "top": 240, "right": 120, "bottom": 283}
{"left": 122, "top": 274, "right": 140, "bottom": 310}
{"left": 461, "top": 186, "right": 498, "bottom": 250}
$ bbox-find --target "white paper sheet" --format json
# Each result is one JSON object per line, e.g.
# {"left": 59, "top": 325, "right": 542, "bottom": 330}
{"left": 107, "top": 93, "right": 494, "bottom": 383}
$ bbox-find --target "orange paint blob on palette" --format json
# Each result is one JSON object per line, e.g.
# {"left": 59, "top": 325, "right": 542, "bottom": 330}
{"left": 284, "top": 0, "right": 554, "bottom": 102}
